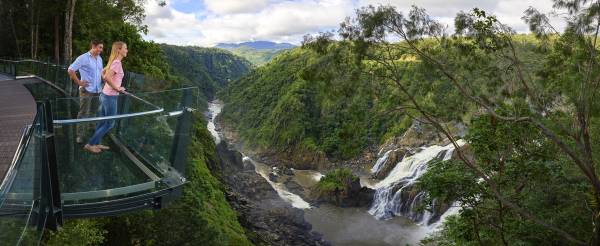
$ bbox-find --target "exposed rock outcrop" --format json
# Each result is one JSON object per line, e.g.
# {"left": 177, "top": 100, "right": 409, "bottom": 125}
{"left": 310, "top": 173, "right": 374, "bottom": 208}
{"left": 214, "top": 141, "right": 328, "bottom": 246}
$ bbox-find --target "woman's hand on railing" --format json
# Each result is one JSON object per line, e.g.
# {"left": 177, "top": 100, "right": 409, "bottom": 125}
{"left": 118, "top": 87, "right": 126, "bottom": 93}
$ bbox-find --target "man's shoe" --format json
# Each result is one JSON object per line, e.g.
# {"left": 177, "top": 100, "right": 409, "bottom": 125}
{"left": 83, "top": 144, "right": 101, "bottom": 153}
{"left": 76, "top": 137, "right": 83, "bottom": 144}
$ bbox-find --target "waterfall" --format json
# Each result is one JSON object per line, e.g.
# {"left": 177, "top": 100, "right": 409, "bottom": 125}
{"left": 371, "top": 149, "right": 393, "bottom": 174}
{"left": 207, "top": 101, "right": 222, "bottom": 144}
{"left": 369, "top": 140, "right": 465, "bottom": 224}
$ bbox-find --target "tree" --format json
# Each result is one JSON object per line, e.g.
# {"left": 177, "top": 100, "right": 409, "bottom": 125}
{"left": 306, "top": 1, "right": 600, "bottom": 245}
{"left": 63, "top": 0, "right": 76, "bottom": 62}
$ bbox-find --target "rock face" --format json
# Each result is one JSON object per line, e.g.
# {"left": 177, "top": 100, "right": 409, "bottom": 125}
{"left": 258, "top": 149, "right": 330, "bottom": 170}
{"left": 311, "top": 176, "right": 375, "bottom": 208}
{"left": 214, "top": 141, "right": 328, "bottom": 246}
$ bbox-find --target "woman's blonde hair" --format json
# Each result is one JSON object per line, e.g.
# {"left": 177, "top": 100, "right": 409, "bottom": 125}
{"left": 104, "top": 41, "right": 126, "bottom": 71}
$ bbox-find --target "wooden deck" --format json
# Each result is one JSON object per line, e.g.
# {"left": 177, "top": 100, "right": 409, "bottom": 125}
{"left": 0, "top": 76, "right": 38, "bottom": 182}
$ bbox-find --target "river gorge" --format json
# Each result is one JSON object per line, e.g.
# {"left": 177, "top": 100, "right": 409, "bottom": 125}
{"left": 206, "top": 99, "right": 462, "bottom": 245}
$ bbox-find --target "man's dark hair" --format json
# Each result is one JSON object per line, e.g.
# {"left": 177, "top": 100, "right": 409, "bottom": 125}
{"left": 90, "top": 40, "right": 103, "bottom": 47}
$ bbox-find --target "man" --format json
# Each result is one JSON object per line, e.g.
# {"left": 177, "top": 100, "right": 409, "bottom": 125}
{"left": 68, "top": 40, "right": 104, "bottom": 143}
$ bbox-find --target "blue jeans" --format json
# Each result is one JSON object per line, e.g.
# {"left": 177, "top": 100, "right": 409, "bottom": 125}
{"left": 88, "top": 93, "right": 118, "bottom": 145}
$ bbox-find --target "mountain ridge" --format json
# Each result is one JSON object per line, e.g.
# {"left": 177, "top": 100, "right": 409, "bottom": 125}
{"left": 215, "top": 41, "right": 296, "bottom": 50}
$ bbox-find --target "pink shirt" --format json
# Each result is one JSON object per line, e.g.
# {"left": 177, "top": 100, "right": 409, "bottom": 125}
{"left": 103, "top": 59, "right": 124, "bottom": 96}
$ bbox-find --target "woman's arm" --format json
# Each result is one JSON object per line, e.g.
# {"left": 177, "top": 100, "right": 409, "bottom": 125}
{"left": 102, "top": 68, "right": 121, "bottom": 91}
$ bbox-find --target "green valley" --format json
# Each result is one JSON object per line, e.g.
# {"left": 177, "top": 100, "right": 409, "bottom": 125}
{"left": 1, "top": 0, "right": 600, "bottom": 246}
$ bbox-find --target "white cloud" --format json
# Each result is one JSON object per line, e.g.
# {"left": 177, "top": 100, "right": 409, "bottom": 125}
{"left": 359, "top": 0, "right": 497, "bottom": 18}
{"left": 198, "top": 0, "right": 354, "bottom": 45}
{"left": 203, "top": 0, "right": 270, "bottom": 14}
{"left": 360, "top": 0, "right": 560, "bottom": 33}
{"left": 144, "top": 1, "right": 205, "bottom": 44}
{"left": 143, "top": 0, "right": 564, "bottom": 46}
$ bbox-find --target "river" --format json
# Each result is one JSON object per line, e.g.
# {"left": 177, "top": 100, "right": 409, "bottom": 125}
{"left": 206, "top": 99, "right": 445, "bottom": 245}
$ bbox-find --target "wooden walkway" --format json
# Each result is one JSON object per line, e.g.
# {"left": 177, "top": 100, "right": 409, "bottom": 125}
{"left": 0, "top": 76, "right": 37, "bottom": 182}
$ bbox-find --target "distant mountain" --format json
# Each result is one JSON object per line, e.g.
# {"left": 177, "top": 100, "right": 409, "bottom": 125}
{"left": 214, "top": 41, "right": 296, "bottom": 66}
{"left": 215, "top": 41, "right": 296, "bottom": 50}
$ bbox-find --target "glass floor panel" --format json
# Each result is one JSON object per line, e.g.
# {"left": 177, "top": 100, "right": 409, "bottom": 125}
{"left": 54, "top": 123, "right": 155, "bottom": 196}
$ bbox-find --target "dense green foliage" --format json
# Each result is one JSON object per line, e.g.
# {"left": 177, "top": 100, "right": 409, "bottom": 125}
{"left": 44, "top": 220, "right": 107, "bottom": 246}
{"left": 161, "top": 44, "right": 252, "bottom": 100}
{"left": 312, "top": 168, "right": 360, "bottom": 205}
{"left": 314, "top": 168, "right": 358, "bottom": 193}
{"left": 0, "top": 0, "right": 170, "bottom": 79}
{"left": 420, "top": 113, "right": 589, "bottom": 245}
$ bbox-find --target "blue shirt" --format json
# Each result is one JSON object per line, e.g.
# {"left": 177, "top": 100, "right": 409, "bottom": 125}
{"left": 68, "top": 52, "right": 103, "bottom": 93}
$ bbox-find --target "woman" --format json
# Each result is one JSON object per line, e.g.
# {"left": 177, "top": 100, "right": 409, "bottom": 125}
{"left": 84, "top": 41, "right": 128, "bottom": 153}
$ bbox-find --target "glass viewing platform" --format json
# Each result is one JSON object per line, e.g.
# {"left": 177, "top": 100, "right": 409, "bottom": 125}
{"left": 0, "top": 59, "right": 198, "bottom": 244}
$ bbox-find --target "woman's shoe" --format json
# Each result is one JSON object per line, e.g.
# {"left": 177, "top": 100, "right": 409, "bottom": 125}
{"left": 96, "top": 144, "right": 110, "bottom": 150}
{"left": 84, "top": 144, "right": 101, "bottom": 153}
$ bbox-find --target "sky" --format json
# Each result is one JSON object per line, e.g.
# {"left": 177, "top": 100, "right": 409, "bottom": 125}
{"left": 143, "top": 0, "right": 563, "bottom": 47}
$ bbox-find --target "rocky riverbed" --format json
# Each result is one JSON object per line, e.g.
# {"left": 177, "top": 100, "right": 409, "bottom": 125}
{"left": 214, "top": 141, "right": 328, "bottom": 245}
{"left": 203, "top": 100, "right": 326, "bottom": 245}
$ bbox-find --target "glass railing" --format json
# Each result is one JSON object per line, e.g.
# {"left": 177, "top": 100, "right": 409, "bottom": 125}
{"left": 50, "top": 88, "right": 197, "bottom": 205}
{"left": 0, "top": 104, "right": 49, "bottom": 245}
{"left": 0, "top": 58, "right": 198, "bottom": 237}
{"left": 0, "top": 59, "right": 17, "bottom": 77}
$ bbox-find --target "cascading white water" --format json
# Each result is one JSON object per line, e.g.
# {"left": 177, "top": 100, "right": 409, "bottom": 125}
{"left": 371, "top": 149, "right": 393, "bottom": 174}
{"left": 206, "top": 101, "right": 222, "bottom": 144}
{"left": 369, "top": 140, "right": 465, "bottom": 224}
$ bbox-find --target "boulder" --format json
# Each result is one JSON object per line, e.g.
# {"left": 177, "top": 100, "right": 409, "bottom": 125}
{"left": 269, "top": 172, "right": 280, "bottom": 182}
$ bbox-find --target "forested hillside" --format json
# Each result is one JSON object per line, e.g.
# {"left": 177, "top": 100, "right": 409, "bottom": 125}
{"left": 218, "top": 39, "right": 481, "bottom": 160}
{"left": 161, "top": 44, "right": 251, "bottom": 101}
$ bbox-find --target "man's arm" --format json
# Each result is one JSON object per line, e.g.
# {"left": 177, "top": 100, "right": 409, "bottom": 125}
{"left": 67, "top": 56, "right": 88, "bottom": 87}
{"left": 68, "top": 69, "right": 88, "bottom": 87}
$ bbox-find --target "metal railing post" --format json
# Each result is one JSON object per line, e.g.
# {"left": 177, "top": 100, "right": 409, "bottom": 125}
{"left": 169, "top": 89, "right": 193, "bottom": 176}
{"left": 39, "top": 101, "right": 63, "bottom": 230}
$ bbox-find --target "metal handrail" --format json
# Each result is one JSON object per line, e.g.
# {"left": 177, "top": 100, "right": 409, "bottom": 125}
{"left": 52, "top": 91, "right": 164, "bottom": 124}
{"left": 53, "top": 108, "right": 164, "bottom": 124}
